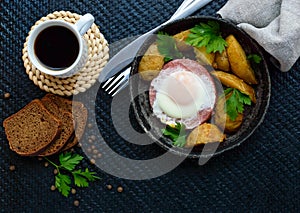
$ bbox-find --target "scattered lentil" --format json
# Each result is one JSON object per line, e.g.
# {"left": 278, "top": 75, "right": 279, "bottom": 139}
{"left": 87, "top": 148, "right": 92, "bottom": 153}
{"left": 50, "top": 185, "right": 56, "bottom": 191}
{"left": 74, "top": 200, "right": 79, "bottom": 207}
{"left": 92, "top": 149, "right": 98, "bottom": 154}
{"left": 9, "top": 165, "right": 15, "bottom": 171}
{"left": 37, "top": 157, "right": 43, "bottom": 161}
{"left": 90, "top": 135, "right": 96, "bottom": 141}
{"left": 4, "top": 93, "right": 10, "bottom": 99}
{"left": 97, "top": 153, "right": 102, "bottom": 158}
{"left": 44, "top": 162, "right": 49, "bottom": 167}
{"left": 117, "top": 186, "right": 123, "bottom": 193}
{"left": 88, "top": 139, "right": 93, "bottom": 143}
{"left": 88, "top": 123, "right": 93, "bottom": 128}
{"left": 91, "top": 145, "right": 96, "bottom": 150}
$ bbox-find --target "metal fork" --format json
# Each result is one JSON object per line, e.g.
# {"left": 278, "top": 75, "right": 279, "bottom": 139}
{"left": 101, "top": 66, "right": 131, "bottom": 96}
{"left": 102, "top": 0, "right": 211, "bottom": 96}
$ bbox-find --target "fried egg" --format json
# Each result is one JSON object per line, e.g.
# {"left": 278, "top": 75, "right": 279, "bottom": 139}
{"left": 149, "top": 59, "right": 216, "bottom": 129}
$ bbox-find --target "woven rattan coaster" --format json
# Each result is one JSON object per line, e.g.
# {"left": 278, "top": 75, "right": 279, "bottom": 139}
{"left": 22, "top": 11, "right": 109, "bottom": 96}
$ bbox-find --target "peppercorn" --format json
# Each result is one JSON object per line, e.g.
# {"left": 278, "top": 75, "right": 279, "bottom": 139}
{"left": 71, "top": 188, "right": 76, "bottom": 194}
{"left": 4, "top": 93, "right": 10, "bottom": 99}
{"left": 90, "top": 135, "right": 96, "bottom": 141}
{"left": 74, "top": 200, "right": 79, "bottom": 207}
{"left": 53, "top": 169, "right": 58, "bottom": 175}
{"left": 117, "top": 186, "right": 123, "bottom": 193}
{"left": 90, "top": 159, "right": 95, "bottom": 165}
{"left": 9, "top": 165, "right": 15, "bottom": 171}
{"left": 107, "top": 184, "right": 112, "bottom": 190}
{"left": 50, "top": 185, "right": 56, "bottom": 191}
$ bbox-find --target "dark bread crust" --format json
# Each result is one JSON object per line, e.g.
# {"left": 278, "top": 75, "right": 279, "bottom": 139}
{"left": 3, "top": 99, "right": 61, "bottom": 156}
{"left": 43, "top": 94, "right": 87, "bottom": 151}
{"left": 38, "top": 98, "right": 75, "bottom": 156}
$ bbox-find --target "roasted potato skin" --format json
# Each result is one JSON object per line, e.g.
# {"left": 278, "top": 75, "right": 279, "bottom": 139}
{"left": 194, "top": 46, "right": 215, "bottom": 66}
{"left": 173, "top": 30, "right": 215, "bottom": 65}
{"left": 225, "top": 113, "right": 243, "bottom": 133}
{"left": 214, "top": 50, "right": 230, "bottom": 71}
{"left": 214, "top": 95, "right": 243, "bottom": 133}
{"left": 173, "top": 29, "right": 191, "bottom": 52}
{"left": 211, "top": 71, "right": 256, "bottom": 103}
{"left": 185, "top": 123, "right": 226, "bottom": 147}
{"left": 138, "top": 43, "right": 164, "bottom": 81}
{"left": 226, "top": 35, "right": 258, "bottom": 84}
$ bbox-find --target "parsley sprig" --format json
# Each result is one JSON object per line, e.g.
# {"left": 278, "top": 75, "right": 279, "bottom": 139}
{"left": 157, "top": 32, "right": 183, "bottom": 62}
{"left": 247, "top": 54, "right": 262, "bottom": 64}
{"left": 186, "top": 21, "right": 227, "bottom": 53}
{"left": 162, "top": 122, "right": 186, "bottom": 147}
{"left": 44, "top": 152, "right": 100, "bottom": 197}
{"left": 224, "top": 88, "right": 252, "bottom": 121}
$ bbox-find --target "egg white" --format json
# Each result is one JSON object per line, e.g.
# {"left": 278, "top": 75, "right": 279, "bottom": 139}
{"left": 157, "top": 71, "right": 208, "bottom": 118}
{"left": 151, "top": 68, "right": 216, "bottom": 127}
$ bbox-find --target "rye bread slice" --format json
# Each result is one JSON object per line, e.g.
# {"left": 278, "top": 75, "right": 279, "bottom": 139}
{"left": 3, "top": 99, "right": 61, "bottom": 156}
{"left": 38, "top": 98, "right": 75, "bottom": 156}
{"left": 43, "top": 94, "right": 88, "bottom": 150}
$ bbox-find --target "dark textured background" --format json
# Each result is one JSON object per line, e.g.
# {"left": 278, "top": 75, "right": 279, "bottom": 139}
{"left": 0, "top": 0, "right": 299, "bottom": 212}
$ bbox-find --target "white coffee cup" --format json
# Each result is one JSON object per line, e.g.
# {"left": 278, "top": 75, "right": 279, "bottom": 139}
{"left": 27, "top": 13, "right": 94, "bottom": 78}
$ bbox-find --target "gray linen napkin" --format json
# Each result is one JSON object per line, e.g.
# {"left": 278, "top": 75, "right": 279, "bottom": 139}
{"left": 218, "top": 0, "right": 300, "bottom": 71}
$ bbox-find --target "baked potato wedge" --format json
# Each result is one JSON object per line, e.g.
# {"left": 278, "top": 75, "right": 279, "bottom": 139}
{"left": 194, "top": 46, "right": 215, "bottom": 65}
{"left": 185, "top": 123, "right": 226, "bottom": 147}
{"left": 213, "top": 50, "right": 230, "bottom": 71}
{"left": 138, "top": 43, "right": 164, "bottom": 81}
{"left": 173, "top": 29, "right": 215, "bottom": 65}
{"left": 226, "top": 35, "right": 258, "bottom": 84}
{"left": 225, "top": 113, "right": 243, "bottom": 133}
{"left": 173, "top": 29, "right": 191, "bottom": 52}
{"left": 214, "top": 94, "right": 244, "bottom": 133}
{"left": 211, "top": 71, "right": 256, "bottom": 103}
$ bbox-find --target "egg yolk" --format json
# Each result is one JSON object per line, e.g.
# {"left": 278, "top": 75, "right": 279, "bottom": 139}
{"left": 155, "top": 70, "right": 213, "bottom": 119}
{"left": 164, "top": 71, "right": 199, "bottom": 105}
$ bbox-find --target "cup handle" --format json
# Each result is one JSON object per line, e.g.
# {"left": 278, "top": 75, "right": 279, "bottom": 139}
{"left": 75, "top": 13, "right": 95, "bottom": 36}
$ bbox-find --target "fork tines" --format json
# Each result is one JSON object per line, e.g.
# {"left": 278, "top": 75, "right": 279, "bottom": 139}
{"left": 101, "top": 67, "right": 130, "bottom": 96}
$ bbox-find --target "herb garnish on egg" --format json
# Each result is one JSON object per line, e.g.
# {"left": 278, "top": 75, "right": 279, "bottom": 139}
{"left": 162, "top": 122, "right": 186, "bottom": 147}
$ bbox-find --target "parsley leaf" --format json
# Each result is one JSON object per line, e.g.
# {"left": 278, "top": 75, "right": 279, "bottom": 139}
{"left": 73, "top": 168, "right": 101, "bottom": 188}
{"left": 247, "top": 54, "right": 262, "bottom": 64}
{"left": 44, "top": 152, "right": 100, "bottom": 197}
{"left": 157, "top": 32, "right": 183, "bottom": 62}
{"left": 186, "top": 21, "right": 227, "bottom": 53}
{"left": 55, "top": 173, "right": 71, "bottom": 197}
{"left": 224, "top": 88, "right": 252, "bottom": 121}
{"left": 59, "top": 152, "right": 83, "bottom": 171}
{"left": 162, "top": 122, "right": 186, "bottom": 147}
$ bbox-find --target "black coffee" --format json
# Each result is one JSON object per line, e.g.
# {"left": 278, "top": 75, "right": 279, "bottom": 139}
{"left": 34, "top": 26, "right": 79, "bottom": 70}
